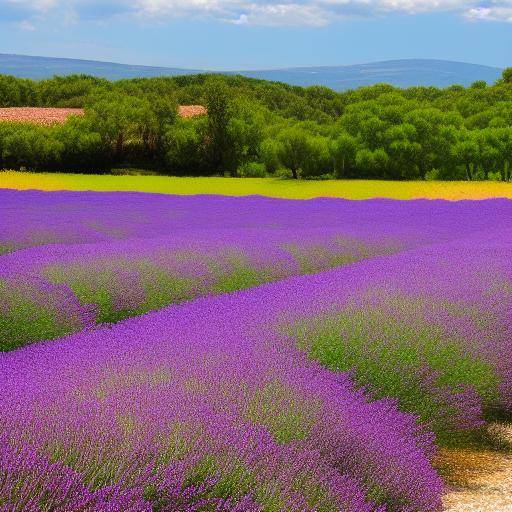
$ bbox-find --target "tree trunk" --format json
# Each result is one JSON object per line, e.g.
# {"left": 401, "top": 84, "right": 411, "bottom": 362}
{"left": 291, "top": 168, "right": 298, "bottom": 179}
{"left": 116, "top": 132, "right": 124, "bottom": 159}
{"left": 465, "top": 163, "right": 473, "bottom": 181}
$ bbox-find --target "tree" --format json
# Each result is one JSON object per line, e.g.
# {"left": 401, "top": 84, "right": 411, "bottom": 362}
{"left": 277, "top": 127, "right": 318, "bottom": 179}
{"left": 384, "top": 123, "right": 420, "bottom": 179}
{"left": 227, "top": 100, "right": 265, "bottom": 174}
{"left": 86, "top": 93, "right": 154, "bottom": 161}
{"left": 496, "top": 128, "right": 512, "bottom": 181}
{"left": 204, "top": 78, "right": 233, "bottom": 174}
{"left": 53, "top": 117, "right": 106, "bottom": 172}
{"left": 0, "top": 123, "right": 61, "bottom": 171}
{"left": 355, "top": 148, "right": 389, "bottom": 178}
{"left": 502, "top": 68, "right": 512, "bottom": 84}
{"left": 259, "top": 138, "right": 281, "bottom": 175}
{"left": 451, "top": 135, "right": 479, "bottom": 181}
{"left": 164, "top": 118, "right": 207, "bottom": 175}
{"left": 141, "top": 93, "right": 178, "bottom": 158}
{"left": 329, "top": 133, "right": 357, "bottom": 178}
{"left": 404, "top": 108, "right": 462, "bottom": 178}
{"left": 471, "top": 81, "right": 487, "bottom": 89}
{"left": 300, "top": 135, "right": 330, "bottom": 178}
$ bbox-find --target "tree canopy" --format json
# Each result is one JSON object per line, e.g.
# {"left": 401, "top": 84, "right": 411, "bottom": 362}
{"left": 0, "top": 71, "right": 511, "bottom": 180}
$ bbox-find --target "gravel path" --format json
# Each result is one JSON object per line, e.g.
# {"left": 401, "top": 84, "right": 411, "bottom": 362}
{"left": 441, "top": 424, "right": 512, "bottom": 512}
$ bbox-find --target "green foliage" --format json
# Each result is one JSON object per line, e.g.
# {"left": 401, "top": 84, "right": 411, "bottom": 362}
{"left": 329, "top": 133, "right": 357, "bottom": 178}
{"left": 0, "top": 71, "right": 512, "bottom": 179}
{"left": 245, "top": 380, "right": 320, "bottom": 444}
{"left": 0, "top": 280, "right": 82, "bottom": 351}
{"left": 287, "top": 294, "right": 500, "bottom": 443}
{"left": 164, "top": 119, "right": 207, "bottom": 175}
{"left": 276, "top": 127, "right": 330, "bottom": 179}
{"left": 204, "top": 77, "right": 235, "bottom": 175}
{"left": 237, "top": 161, "right": 267, "bottom": 177}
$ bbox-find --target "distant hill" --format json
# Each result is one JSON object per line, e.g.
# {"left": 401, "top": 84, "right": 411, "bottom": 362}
{"left": 0, "top": 54, "right": 503, "bottom": 90}
{"left": 234, "top": 60, "right": 503, "bottom": 90}
{"left": 0, "top": 54, "right": 200, "bottom": 81}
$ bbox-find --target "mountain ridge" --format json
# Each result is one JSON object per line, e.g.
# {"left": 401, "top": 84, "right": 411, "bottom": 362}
{"left": 0, "top": 53, "right": 503, "bottom": 91}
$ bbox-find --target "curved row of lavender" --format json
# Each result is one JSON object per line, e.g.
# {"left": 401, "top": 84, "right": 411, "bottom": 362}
{"left": 3, "top": 190, "right": 512, "bottom": 350}
{"left": 1, "top": 190, "right": 512, "bottom": 511}
{"left": 1, "top": 260, "right": 444, "bottom": 512}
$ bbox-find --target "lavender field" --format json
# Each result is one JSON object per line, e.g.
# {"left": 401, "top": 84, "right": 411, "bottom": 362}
{"left": 1, "top": 189, "right": 512, "bottom": 511}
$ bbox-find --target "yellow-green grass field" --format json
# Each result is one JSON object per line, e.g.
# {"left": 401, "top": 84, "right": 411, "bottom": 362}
{"left": 2, "top": 171, "right": 512, "bottom": 200}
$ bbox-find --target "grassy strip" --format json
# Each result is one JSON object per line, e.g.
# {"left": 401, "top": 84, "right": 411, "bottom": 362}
{"left": 2, "top": 171, "right": 512, "bottom": 200}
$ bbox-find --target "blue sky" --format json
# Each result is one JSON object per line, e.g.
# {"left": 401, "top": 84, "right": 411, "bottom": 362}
{"left": 0, "top": 1, "right": 510, "bottom": 70}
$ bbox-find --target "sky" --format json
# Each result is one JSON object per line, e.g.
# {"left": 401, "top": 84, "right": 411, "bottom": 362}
{"left": 0, "top": 1, "right": 510, "bottom": 70}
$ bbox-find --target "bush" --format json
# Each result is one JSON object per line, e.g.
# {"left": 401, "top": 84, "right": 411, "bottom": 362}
{"left": 237, "top": 162, "right": 267, "bottom": 178}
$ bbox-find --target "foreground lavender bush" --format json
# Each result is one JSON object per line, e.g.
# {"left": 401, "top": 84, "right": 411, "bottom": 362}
{"left": 0, "top": 296, "right": 441, "bottom": 511}
{"left": 281, "top": 236, "right": 512, "bottom": 442}
{"left": 3, "top": 230, "right": 511, "bottom": 510}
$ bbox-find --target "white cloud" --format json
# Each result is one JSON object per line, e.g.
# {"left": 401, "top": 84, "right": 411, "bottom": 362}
{"left": 229, "top": 3, "right": 331, "bottom": 26}
{"left": 17, "top": 19, "right": 36, "bottom": 30}
{"left": 2, "top": 0, "right": 512, "bottom": 27}
{"left": 466, "top": 3, "right": 512, "bottom": 22}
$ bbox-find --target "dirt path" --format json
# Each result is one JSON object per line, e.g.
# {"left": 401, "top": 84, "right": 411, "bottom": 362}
{"left": 440, "top": 424, "right": 512, "bottom": 512}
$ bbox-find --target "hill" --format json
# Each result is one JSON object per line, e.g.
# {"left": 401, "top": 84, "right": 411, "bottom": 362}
{"left": 0, "top": 53, "right": 200, "bottom": 81}
{"left": 235, "top": 59, "right": 503, "bottom": 90}
{"left": 0, "top": 54, "right": 502, "bottom": 90}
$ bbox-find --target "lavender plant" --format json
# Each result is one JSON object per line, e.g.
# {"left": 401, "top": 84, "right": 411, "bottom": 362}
{"left": 2, "top": 190, "right": 512, "bottom": 511}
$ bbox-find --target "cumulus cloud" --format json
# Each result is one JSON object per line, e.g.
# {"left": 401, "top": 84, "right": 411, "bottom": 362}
{"left": 466, "top": 2, "right": 512, "bottom": 22}
{"left": 2, "top": 0, "right": 512, "bottom": 27}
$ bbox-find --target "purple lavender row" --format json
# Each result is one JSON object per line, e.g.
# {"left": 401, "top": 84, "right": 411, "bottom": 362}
{"left": 0, "top": 226, "right": 407, "bottom": 350}
{"left": 3, "top": 189, "right": 512, "bottom": 252}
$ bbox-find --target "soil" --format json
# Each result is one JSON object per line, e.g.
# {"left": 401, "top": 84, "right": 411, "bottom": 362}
{"left": 440, "top": 424, "right": 512, "bottom": 511}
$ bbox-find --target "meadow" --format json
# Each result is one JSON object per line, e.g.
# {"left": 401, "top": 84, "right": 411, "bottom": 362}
{"left": 2, "top": 170, "right": 512, "bottom": 200}
{"left": 1, "top": 180, "right": 512, "bottom": 511}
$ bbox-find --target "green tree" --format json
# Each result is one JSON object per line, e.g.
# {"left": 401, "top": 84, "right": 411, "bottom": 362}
{"left": 470, "top": 81, "right": 487, "bottom": 89}
{"left": 451, "top": 135, "right": 479, "bottom": 181}
{"left": 204, "top": 78, "right": 233, "bottom": 174}
{"left": 259, "top": 138, "right": 281, "bottom": 175}
{"left": 86, "top": 93, "right": 153, "bottom": 161}
{"left": 355, "top": 148, "right": 389, "bottom": 177}
{"left": 502, "top": 68, "right": 512, "bottom": 84}
{"left": 329, "top": 133, "right": 357, "bottom": 178}
{"left": 277, "top": 127, "right": 314, "bottom": 179}
{"left": 164, "top": 118, "right": 207, "bottom": 175}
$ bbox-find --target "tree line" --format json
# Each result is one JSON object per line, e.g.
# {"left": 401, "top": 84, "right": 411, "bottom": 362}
{"left": 0, "top": 68, "right": 511, "bottom": 180}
